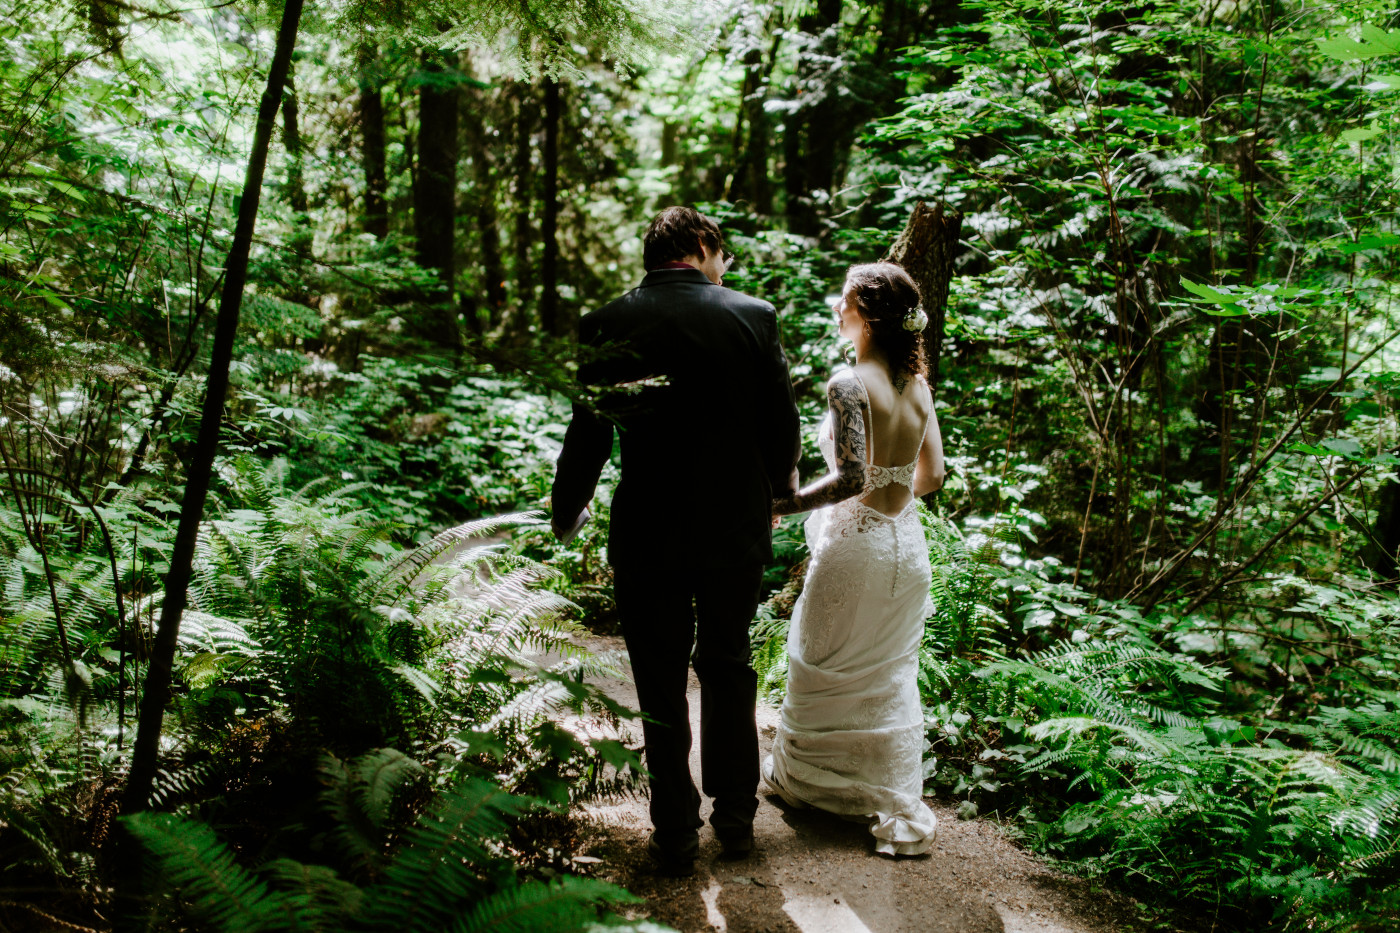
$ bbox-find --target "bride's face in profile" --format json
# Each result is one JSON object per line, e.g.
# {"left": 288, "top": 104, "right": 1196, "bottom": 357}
{"left": 832, "top": 281, "right": 864, "bottom": 344}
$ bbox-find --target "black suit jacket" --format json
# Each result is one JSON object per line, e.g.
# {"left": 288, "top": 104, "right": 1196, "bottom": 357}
{"left": 552, "top": 268, "right": 801, "bottom": 568}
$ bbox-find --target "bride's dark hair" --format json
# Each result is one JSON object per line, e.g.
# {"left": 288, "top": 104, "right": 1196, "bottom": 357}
{"left": 846, "top": 262, "right": 926, "bottom": 379}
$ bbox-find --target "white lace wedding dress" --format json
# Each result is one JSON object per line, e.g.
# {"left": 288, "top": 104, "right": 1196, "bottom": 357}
{"left": 763, "top": 400, "right": 937, "bottom": 856}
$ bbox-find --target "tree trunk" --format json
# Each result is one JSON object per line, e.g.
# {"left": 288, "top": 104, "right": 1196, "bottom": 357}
{"left": 511, "top": 80, "right": 534, "bottom": 336}
{"left": 782, "top": 109, "right": 808, "bottom": 233}
{"left": 729, "top": 43, "right": 775, "bottom": 213}
{"left": 281, "top": 70, "right": 308, "bottom": 218}
{"left": 120, "top": 0, "right": 305, "bottom": 818}
{"left": 462, "top": 58, "right": 506, "bottom": 334}
{"left": 785, "top": 0, "right": 843, "bottom": 236}
{"left": 358, "top": 47, "right": 389, "bottom": 240}
{"left": 1367, "top": 471, "right": 1400, "bottom": 584}
{"left": 281, "top": 66, "right": 311, "bottom": 262}
{"left": 540, "top": 78, "right": 562, "bottom": 337}
{"left": 885, "top": 200, "right": 964, "bottom": 386}
{"left": 412, "top": 49, "right": 462, "bottom": 351}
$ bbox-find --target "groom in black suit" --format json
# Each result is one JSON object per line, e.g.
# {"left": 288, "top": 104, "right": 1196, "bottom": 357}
{"left": 552, "top": 207, "right": 801, "bottom": 873}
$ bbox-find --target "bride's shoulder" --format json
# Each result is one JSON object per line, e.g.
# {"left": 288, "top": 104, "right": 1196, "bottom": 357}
{"left": 826, "top": 367, "right": 867, "bottom": 399}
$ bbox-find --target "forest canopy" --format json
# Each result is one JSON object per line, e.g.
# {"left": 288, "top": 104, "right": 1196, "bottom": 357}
{"left": 2, "top": 0, "right": 1400, "bottom": 929}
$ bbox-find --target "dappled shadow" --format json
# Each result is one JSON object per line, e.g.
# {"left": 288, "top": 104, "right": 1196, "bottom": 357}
{"left": 581, "top": 817, "right": 798, "bottom": 932}
{"left": 1017, "top": 871, "right": 1192, "bottom": 932}
{"left": 768, "top": 794, "right": 1004, "bottom": 933}
{"left": 711, "top": 864, "right": 803, "bottom": 933}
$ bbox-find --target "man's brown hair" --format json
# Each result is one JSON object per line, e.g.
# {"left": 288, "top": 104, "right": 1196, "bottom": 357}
{"left": 643, "top": 206, "right": 723, "bottom": 271}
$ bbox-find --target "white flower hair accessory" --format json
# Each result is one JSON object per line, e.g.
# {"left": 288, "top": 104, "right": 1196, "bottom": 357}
{"left": 902, "top": 304, "right": 928, "bottom": 333}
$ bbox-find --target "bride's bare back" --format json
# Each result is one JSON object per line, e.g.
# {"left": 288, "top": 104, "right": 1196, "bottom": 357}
{"left": 771, "top": 362, "right": 946, "bottom": 518}
{"left": 850, "top": 361, "right": 939, "bottom": 516}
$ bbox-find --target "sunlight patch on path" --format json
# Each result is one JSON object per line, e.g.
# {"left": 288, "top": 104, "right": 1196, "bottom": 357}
{"left": 994, "top": 901, "right": 1085, "bottom": 933}
{"left": 700, "top": 878, "right": 727, "bottom": 932}
{"left": 782, "top": 893, "right": 876, "bottom": 933}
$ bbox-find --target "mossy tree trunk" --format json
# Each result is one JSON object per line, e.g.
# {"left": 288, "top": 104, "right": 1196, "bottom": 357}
{"left": 358, "top": 46, "right": 389, "bottom": 240}
{"left": 885, "top": 200, "right": 965, "bottom": 387}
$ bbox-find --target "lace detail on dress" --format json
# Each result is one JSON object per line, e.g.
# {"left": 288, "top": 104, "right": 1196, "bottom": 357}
{"left": 818, "top": 371, "right": 931, "bottom": 500}
{"left": 864, "top": 460, "right": 918, "bottom": 494}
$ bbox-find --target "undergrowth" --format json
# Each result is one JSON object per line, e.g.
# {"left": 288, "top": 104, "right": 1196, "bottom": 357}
{"left": 751, "top": 503, "right": 1400, "bottom": 928}
{"left": 0, "top": 460, "right": 655, "bottom": 931}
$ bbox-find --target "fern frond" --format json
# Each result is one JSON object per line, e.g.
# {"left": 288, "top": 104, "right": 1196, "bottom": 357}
{"left": 260, "top": 858, "right": 364, "bottom": 931}
{"left": 367, "top": 513, "right": 544, "bottom": 606}
{"left": 364, "top": 777, "right": 532, "bottom": 930}
{"left": 320, "top": 754, "right": 386, "bottom": 877}
{"left": 124, "top": 812, "right": 291, "bottom": 933}
{"left": 352, "top": 748, "right": 425, "bottom": 827}
{"left": 449, "top": 876, "right": 639, "bottom": 933}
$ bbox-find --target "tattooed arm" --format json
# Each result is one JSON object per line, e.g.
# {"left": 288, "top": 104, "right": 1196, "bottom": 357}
{"left": 772, "top": 370, "right": 869, "bottom": 516}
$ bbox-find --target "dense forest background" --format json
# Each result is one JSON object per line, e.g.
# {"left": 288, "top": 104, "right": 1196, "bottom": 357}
{"left": 3, "top": 0, "right": 1400, "bottom": 929}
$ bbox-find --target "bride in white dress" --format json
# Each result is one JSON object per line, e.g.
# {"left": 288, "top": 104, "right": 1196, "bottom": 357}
{"left": 765, "top": 262, "right": 947, "bottom": 856}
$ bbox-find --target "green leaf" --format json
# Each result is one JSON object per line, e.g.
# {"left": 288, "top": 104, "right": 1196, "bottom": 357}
{"left": 1178, "top": 279, "right": 1234, "bottom": 303}
{"left": 1364, "top": 74, "right": 1400, "bottom": 91}
{"left": 1179, "top": 279, "right": 1245, "bottom": 315}
{"left": 1340, "top": 234, "right": 1400, "bottom": 254}
{"left": 1321, "top": 438, "right": 1363, "bottom": 457}
{"left": 1340, "top": 122, "right": 1384, "bottom": 144}
{"left": 1317, "top": 26, "right": 1400, "bottom": 62}
{"left": 45, "top": 179, "right": 86, "bottom": 202}
{"left": 1064, "top": 813, "right": 1093, "bottom": 835}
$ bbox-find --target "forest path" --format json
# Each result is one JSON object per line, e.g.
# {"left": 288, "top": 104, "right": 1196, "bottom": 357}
{"left": 570, "top": 635, "right": 1150, "bottom": 933}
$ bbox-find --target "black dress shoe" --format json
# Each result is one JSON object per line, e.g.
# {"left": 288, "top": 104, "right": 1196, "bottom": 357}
{"left": 717, "top": 828, "right": 755, "bottom": 860}
{"left": 646, "top": 832, "right": 696, "bottom": 877}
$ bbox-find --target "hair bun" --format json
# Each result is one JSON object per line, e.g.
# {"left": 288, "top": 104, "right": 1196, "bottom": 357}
{"left": 845, "top": 261, "right": 927, "bottom": 380}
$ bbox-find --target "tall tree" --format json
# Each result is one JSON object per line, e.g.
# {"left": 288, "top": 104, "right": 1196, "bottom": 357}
{"left": 358, "top": 46, "right": 389, "bottom": 239}
{"left": 120, "top": 0, "right": 307, "bottom": 819}
{"left": 727, "top": 33, "right": 779, "bottom": 213}
{"left": 463, "top": 59, "right": 507, "bottom": 333}
{"left": 281, "top": 63, "right": 312, "bottom": 262}
{"left": 511, "top": 79, "right": 535, "bottom": 333}
{"left": 540, "top": 76, "right": 562, "bottom": 336}
{"left": 782, "top": 0, "right": 842, "bottom": 235}
{"left": 413, "top": 47, "right": 462, "bottom": 351}
{"left": 802, "top": 0, "right": 843, "bottom": 203}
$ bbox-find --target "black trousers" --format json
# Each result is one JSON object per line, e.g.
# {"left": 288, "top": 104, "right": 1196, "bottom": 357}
{"left": 612, "top": 559, "right": 764, "bottom": 854}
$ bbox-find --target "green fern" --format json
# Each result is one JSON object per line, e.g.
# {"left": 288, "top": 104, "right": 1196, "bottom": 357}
{"left": 128, "top": 770, "right": 645, "bottom": 933}
{"left": 319, "top": 749, "right": 424, "bottom": 880}
{"left": 123, "top": 812, "right": 293, "bottom": 933}
{"left": 449, "top": 876, "right": 640, "bottom": 933}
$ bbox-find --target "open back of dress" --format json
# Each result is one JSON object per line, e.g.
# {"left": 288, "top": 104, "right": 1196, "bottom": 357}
{"left": 822, "top": 371, "right": 932, "bottom": 518}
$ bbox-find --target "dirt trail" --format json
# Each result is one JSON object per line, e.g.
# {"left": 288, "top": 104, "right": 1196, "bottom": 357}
{"left": 571, "top": 636, "right": 1150, "bottom": 933}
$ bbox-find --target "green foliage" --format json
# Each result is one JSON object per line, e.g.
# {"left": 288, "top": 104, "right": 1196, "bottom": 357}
{"left": 9, "top": 0, "right": 1400, "bottom": 927}
{"left": 0, "top": 458, "right": 648, "bottom": 926}
{"left": 918, "top": 509, "right": 1400, "bottom": 928}
{"left": 125, "top": 770, "right": 646, "bottom": 933}
{"left": 276, "top": 358, "right": 572, "bottom": 534}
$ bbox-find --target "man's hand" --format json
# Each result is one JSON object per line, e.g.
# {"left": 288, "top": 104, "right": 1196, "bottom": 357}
{"left": 553, "top": 508, "right": 591, "bottom": 543}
